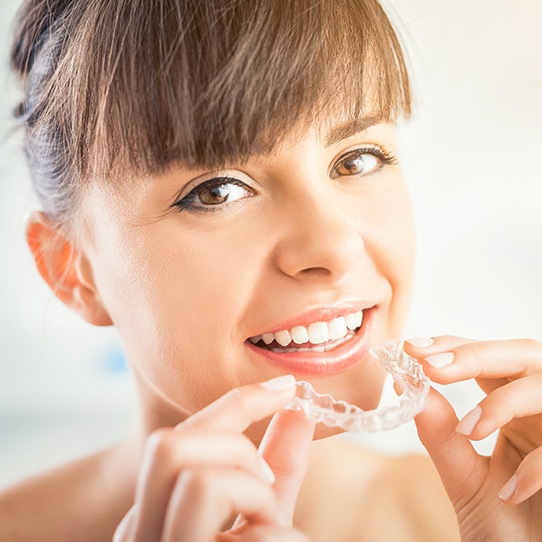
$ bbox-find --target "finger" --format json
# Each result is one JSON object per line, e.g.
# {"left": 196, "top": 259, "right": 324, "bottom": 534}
{"left": 113, "top": 504, "right": 138, "bottom": 542}
{"left": 404, "top": 335, "right": 475, "bottom": 358}
{"left": 414, "top": 386, "right": 487, "bottom": 510}
{"left": 132, "top": 429, "right": 275, "bottom": 541}
{"left": 177, "top": 375, "right": 297, "bottom": 433}
{"left": 404, "top": 335, "right": 507, "bottom": 394}
{"left": 472, "top": 376, "right": 509, "bottom": 396}
{"left": 258, "top": 409, "right": 315, "bottom": 526}
{"left": 218, "top": 526, "right": 309, "bottom": 542}
{"left": 499, "top": 446, "right": 542, "bottom": 505}
{"left": 405, "top": 337, "right": 542, "bottom": 383}
{"left": 456, "top": 374, "right": 542, "bottom": 440}
{"left": 218, "top": 524, "right": 310, "bottom": 542}
{"left": 161, "top": 467, "right": 278, "bottom": 541}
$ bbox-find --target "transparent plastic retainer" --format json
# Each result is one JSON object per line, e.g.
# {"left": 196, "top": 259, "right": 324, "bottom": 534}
{"left": 284, "top": 339, "right": 430, "bottom": 432}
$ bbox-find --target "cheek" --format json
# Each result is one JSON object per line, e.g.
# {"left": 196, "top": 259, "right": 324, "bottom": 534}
{"left": 360, "top": 182, "right": 416, "bottom": 334}
{"left": 386, "top": 192, "right": 416, "bottom": 333}
{"left": 89, "top": 221, "right": 264, "bottom": 412}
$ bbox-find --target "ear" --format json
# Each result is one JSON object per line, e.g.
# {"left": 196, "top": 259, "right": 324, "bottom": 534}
{"left": 25, "top": 211, "right": 113, "bottom": 326}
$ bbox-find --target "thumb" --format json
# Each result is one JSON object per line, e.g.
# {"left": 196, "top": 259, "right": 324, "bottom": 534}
{"left": 258, "top": 409, "right": 315, "bottom": 526}
{"left": 415, "top": 386, "right": 487, "bottom": 509}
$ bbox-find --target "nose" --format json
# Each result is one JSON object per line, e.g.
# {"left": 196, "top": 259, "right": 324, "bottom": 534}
{"left": 273, "top": 193, "right": 365, "bottom": 282}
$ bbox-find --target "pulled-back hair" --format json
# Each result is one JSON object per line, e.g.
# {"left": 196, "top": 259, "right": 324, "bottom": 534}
{"left": 11, "top": 0, "right": 411, "bottom": 223}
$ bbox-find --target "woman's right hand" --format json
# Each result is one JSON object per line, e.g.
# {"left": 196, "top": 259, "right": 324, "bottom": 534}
{"left": 113, "top": 375, "right": 314, "bottom": 541}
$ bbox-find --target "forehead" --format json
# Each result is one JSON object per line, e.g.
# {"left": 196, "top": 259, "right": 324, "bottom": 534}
{"left": 149, "top": 114, "right": 396, "bottom": 183}
{"left": 105, "top": 116, "right": 396, "bottom": 192}
{"left": 67, "top": 0, "right": 410, "bottom": 183}
{"left": 318, "top": 115, "right": 392, "bottom": 148}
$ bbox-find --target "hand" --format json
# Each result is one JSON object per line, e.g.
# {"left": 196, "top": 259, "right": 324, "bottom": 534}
{"left": 113, "top": 376, "right": 314, "bottom": 542}
{"left": 404, "top": 336, "right": 542, "bottom": 541}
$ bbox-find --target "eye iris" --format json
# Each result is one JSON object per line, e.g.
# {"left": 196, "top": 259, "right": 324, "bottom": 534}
{"left": 341, "top": 156, "right": 365, "bottom": 175}
{"left": 200, "top": 184, "right": 231, "bottom": 205}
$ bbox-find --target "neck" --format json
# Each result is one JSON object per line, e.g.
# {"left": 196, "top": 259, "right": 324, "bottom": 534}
{"left": 130, "top": 364, "right": 191, "bottom": 437}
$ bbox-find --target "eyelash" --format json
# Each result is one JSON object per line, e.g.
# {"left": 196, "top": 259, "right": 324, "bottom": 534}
{"left": 333, "top": 145, "right": 398, "bottom": 175}
{"left": 173, "top": 145, "right": 397, "bottom": 213}
{"left": 173, "top": 177, "right": 251, "bottom": 214}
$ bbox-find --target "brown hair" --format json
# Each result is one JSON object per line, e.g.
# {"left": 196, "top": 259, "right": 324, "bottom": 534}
{"left": 11, "top": 0, "right": 411, "bottom": 224}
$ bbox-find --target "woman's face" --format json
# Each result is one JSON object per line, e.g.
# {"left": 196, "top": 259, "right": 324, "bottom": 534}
{"left": 78, "top": 118, "right": 415, "bottom": 437}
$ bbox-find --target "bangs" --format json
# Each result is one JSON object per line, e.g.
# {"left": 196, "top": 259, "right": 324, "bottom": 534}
{"left": 29, "top": 0, "right": 411, "bottom": 179}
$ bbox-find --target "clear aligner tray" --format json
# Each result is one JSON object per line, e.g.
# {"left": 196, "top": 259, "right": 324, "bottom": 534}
{"left": 284, "top": 339, "right": 430, "bottom": 432}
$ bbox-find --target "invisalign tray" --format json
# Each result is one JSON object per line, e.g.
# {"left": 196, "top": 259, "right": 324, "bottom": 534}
{"left": 284, "top": 340, "right": 430, "bottom": 432}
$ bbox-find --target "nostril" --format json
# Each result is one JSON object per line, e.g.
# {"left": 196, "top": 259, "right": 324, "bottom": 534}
{"left": 272, "top": 206, "right": 365, "bottom": 280}
{"left": 297, "top": 267, "right": 332, "bottom": 277}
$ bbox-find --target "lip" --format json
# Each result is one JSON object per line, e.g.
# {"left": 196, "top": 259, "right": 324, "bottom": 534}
{"left": 252, "top": 300, "right": 375, "bottom": 336}
{"left": 245, "top": 306, "right": 376, "bottom": 376}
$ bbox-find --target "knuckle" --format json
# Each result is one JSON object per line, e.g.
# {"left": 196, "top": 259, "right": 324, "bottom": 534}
{"left": 225, "top": 385, "right": 253, "bottom": 414}
{"left": 236, "top": 432, "right": 258, "bottom": 456}
{"left": 222, "top": 386, "right": 244, "bottom": 409}
{"left": 144, "top": 428, "right": 175, "bottom": 463}
{"left": 177, "top": 468, "right": 235, "bottom": 519}
{"left": 519, "top": 337, "right": 542, "bottom": 355}
{"left": 464, "top": 342, "right": 489, "bottom": 371}
{"left": 179, "top": 467, "right": 215, "bottom": 496}
{"left": 224, "top": 386, "right": 243, "bottom": 400}
{"left": 465, "top": 340, "right": 483, "bottom": 358}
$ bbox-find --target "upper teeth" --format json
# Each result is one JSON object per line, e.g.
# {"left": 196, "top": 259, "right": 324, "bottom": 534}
{"left": 249, "top": 310, "right": 363, "bottom": 347}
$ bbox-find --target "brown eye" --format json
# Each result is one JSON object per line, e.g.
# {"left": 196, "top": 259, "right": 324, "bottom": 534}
{"left": 199, "top": 184, "right": 233, "bottom": 205}
{"left": 334, "top": 151, "right": 380, "bottom": 177}
{"left": 175, "top": 178, "right": 255, "bottom": 213}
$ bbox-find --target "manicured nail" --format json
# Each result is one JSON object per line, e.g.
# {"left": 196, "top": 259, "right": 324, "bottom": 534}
{"left": 456, "top": 406, "right": 482, "bottom": 436}
{"left": 498, "top": 475, "right": 518, "bottom": 501}
{"left": 258, "top": 456, "right": 276, "bottom": 484}
{"left": 406, "top": 337, "right": 434, "bottom": 347}
{"left": 425, "top": 352, "right": 454, "bottom": 368}
{"left": 260, "top": 375, "right": 296, "bottom": 391}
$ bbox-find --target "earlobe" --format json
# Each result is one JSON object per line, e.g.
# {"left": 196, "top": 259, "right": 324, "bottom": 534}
{"left": 25, "top": 211, "right": 113, "bottom": 326}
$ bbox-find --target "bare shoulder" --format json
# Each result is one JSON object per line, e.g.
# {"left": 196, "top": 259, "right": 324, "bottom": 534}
{"left": 0, "top": 444, "right": 134, "bottom": 542}
{"left": 296, "top": 437, "right": 460, "bottom": 542}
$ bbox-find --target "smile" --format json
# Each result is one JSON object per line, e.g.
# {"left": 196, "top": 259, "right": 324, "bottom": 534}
{"left": 245, "top": 306, "right": 375, "bottom": 376}
{"left": 249, "top": 310, "right": 363, "bottom": 353}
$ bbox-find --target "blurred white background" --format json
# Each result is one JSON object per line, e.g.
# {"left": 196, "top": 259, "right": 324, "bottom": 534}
{"left": 0, "top": 0, "right": 541, "bottom": 487}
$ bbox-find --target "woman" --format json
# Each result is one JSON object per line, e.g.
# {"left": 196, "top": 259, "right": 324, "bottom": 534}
{"left": 2, "top": 0, "right": 541, "bottom": 540}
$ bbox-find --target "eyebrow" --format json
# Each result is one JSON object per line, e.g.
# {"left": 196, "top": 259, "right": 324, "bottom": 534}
{"left": 324, "top": 115, "right": 385, "bottom": 148}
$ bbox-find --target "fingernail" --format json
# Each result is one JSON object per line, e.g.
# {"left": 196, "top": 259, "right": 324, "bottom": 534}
{"left": 498, "top": 475, "right": 518, "bottom": 501}
{"left": 456, "top": 406, "right": 482, "bottom": 436}
{"left": 406, "top": 337, "right": 434, "bottom": 347}
{"left": 425, "top": 352, "right": 454, "bottom": 368}
{"left": 258, "top": 456, "right": 276, "bottom": 484}
{"left": 260, "top": 375, "right": 296, "bottom": 391}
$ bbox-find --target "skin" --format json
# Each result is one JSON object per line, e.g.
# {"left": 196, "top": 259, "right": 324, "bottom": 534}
{"left": 2, "top": 118, "right": 541, "bottom": 540}
{"left": 406, "top": 337, "right": 542, "bottom": 541}
{"left": 64, "top": 120, "right": 415, "bottom": 438}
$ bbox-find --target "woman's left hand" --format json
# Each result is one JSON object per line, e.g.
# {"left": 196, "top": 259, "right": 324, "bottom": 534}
{"left": 404, "top": 336, "right": 542, "bottom": 542}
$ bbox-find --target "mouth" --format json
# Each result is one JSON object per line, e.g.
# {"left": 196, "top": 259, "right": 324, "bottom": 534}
{"left": 245, "top": 306, "right": 375, "bottom": 376}
{"left": 248, "top": 309, "right": 363, "bottom": 352}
